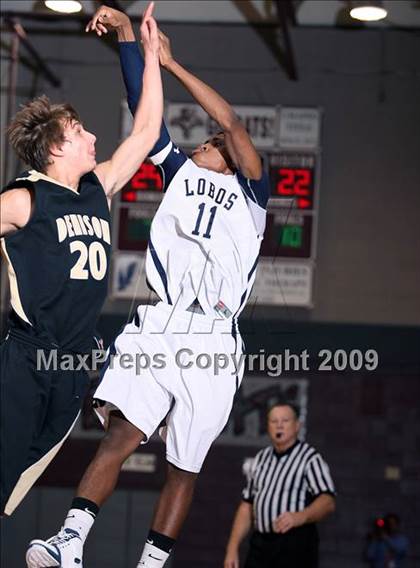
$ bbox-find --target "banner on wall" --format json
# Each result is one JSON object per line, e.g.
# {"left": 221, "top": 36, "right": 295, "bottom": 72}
{"left": 278, "top": 107, "right": 321, "bottom": 150}
{"left": 111, "top": 252, "right": 153, "bottom": 301}
{"left": 252, "top": 259, "right": 313, "bottom": 307}
{"left": 165, "top": 103, "right": 278, "bottom": 149}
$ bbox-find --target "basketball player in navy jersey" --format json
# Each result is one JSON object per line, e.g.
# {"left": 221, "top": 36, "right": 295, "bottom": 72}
{"left": 0, "top": 2, "right": 162, "bottom": 520}
{"left": 26, "top": 6, "right": 269, "bottom": 568}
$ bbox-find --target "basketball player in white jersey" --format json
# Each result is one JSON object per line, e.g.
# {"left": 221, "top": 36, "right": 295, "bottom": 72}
{"left": 26, "top": 6, "right": 270, "bottom": 568}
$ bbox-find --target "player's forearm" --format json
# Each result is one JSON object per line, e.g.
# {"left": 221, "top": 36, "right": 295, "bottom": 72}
{"left": 226, "top": 502, "right": 253, "bottom": 552}
{"left": 131, "top": 51, "right": 162, "bottom": 137}
{"left": 119, "top": 41, "right": 144, "bottom": 115}
{"left": 102, "top": 53, "right": 162, "bottom": 196}
{"left": 300, "top": 494, "right": 336, "bottom": 525}
{"left": 165, "top": 59, "right": 238, "bottom": 131}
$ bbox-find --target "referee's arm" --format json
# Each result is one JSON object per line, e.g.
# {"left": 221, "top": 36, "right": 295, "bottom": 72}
{"left": 274, "top": 494, "right": 336, "bottom": 534}
{"left": 274, "top": 452, "right": 336, "bottom": 534}
{"left": 224, "top": 501, "right": 253, "bottom": 568}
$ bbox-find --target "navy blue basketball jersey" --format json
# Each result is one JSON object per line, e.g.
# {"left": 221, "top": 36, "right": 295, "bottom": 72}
{"left": 1, "top": 170, "right": 111, "bottom": 352}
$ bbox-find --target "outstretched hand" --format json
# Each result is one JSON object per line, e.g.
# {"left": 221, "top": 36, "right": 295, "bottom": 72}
{"left": 140, "top": 2, "right": 159, "bottom": 58}
{"left": 85, "top": 5, "right": 129, "bottom": 36}
{"left": 157, "top": 28, "right": 174, "bottom": 69}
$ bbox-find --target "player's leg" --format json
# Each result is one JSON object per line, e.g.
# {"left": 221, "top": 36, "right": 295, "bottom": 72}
{"left": 135, "top": 325, "right": 240, "bottom": 568}
{"left": 76, "top": 410, "right": 146, "bottom": 504}
{"left": 26, "top": 315, "right": 172, "bottom": 568}
{"left": 0, "top": 337, "right": 51, "bottom": 516}
{"left": 132, "top": 463, "right": 198, "bottom": 567}
{"left": 151, "top": 463, "right": 198, "bottom": 536}
{"left": 134, "top": 463, "right": 197, "bottom": 568}
{"left": 26, "top": 411, "right": 146, "bottom": 568}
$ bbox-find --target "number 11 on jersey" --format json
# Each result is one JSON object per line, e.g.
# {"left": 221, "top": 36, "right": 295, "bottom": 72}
{"left": 192, "top": 203, "right": 217, "bottom": 239}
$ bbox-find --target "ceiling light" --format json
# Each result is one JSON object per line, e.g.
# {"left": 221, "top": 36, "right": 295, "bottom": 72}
{"left": 44, "top": 1, "right": 82, "bottom": 14}
{"left": 349, "top": 2, "right": 387, "bottom": 22}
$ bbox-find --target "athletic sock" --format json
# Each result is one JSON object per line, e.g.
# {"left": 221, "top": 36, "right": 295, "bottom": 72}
{"left": 136, "top": 530, "right": 175, "bottom": 568}
{"left": 63, "top": 497, "right": 99, "bottom": 543}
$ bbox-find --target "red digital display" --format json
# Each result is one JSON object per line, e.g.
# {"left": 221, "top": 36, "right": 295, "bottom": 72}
{"left": 271, "top": 167, "right": 314, "bottom": 209}
{"left": 121, "top": 162, "right": 162, "bottom": 203}
{"left": 269, "top": 153, "right": 316, "bottom": 211}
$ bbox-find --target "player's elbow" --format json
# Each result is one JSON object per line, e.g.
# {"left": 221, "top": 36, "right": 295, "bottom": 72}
{"left": 144, "top": 121, "right": 162, "bottom": 150}
{"left": 222, "top": 113, "right": 241, "bottom": 134}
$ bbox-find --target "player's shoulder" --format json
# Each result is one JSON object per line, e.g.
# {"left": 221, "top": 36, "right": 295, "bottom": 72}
{"left": 235, "top": 169, "right": 270, "bottom": 210}
{"left": 81, "top": 169, "right": 105, "bottom": 190}
{"left": 0, "top": 186, "right": 33, "bottom": 206}
{"left": 150, "top": 140, "right": 189, "bottom": 167}
{"left": 1, "top": 172, "right": 38, "bottom": 204}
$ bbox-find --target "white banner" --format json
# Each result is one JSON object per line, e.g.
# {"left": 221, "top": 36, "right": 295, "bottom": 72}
{"left": 278, "top": 107, "right": 321, "bottom": 150}
{"left": 111, "top": 252, "right": 155, "bottom": 300}
{"left": 222, "top": 377, "right": 309, "bottom": 446}
{"left": 252, "top": 259, "right": 313, "bottom": 307}
{"left": 166, "top": 103, "right": 277, "bottom": 149}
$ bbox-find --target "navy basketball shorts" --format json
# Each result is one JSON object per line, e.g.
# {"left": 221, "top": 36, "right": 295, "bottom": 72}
{"left": 0, "top": 334, "right": 89, "bottom": 515}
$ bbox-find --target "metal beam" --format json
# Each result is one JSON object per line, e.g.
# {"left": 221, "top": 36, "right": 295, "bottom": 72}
{"left": 231, "top": 0, "right": 298, "bottom": 81}
{"left": 274, "top": 0, "right": 298, "bottom": 80}
{"left": 3, "top": 17, "right": 61, "bottom": 87}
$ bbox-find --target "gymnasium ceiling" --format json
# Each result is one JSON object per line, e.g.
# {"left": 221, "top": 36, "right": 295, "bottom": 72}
{"left": 1, "top": 1, "right": 420, "bottom": 28}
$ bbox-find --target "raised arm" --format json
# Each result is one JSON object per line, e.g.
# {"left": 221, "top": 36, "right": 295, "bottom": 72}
{"left": 87, "top": 5, "right": 170, "bottom": 157}
{"left": 87, "top": 3, "right": 163, "bottom": 199}
{"left": 158, "top": 30, "right": 262, "bottom": 180}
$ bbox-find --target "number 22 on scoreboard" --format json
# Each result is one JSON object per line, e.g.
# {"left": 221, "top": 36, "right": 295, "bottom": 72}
{"left": 277, "top": 168, "right": 311, "bottom": 196}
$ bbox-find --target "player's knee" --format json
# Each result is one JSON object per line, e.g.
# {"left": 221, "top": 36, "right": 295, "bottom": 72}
{"left": 166, "top": 462, "right": 198, "bottom": 489}
{"left": 99, "top": 414, "right": 144, "bottom": 461}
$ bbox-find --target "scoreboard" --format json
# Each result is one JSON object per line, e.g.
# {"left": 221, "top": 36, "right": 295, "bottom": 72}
{"left": 116, "top": 151, "right": 319, "bottom": 260}
{"left": 113, "top": 104, "right": 321, "bottom": 306}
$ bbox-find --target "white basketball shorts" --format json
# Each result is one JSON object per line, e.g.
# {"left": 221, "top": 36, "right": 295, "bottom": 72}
{"left": 94, "top": 302, "right": 243, "bottom": 473}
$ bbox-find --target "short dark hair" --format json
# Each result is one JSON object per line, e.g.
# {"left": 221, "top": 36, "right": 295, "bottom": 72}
{"left": 267, "top": 402, "right": 300, "bottom": 420}
{"left": 7, "top": 95, "right": 80, "bottom": 173}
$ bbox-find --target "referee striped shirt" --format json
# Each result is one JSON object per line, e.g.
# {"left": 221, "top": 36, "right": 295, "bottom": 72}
{"left": 242, "top": 441, "right": 336, "bottom": 533}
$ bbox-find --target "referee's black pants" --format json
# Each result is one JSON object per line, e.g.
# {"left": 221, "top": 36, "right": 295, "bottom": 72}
{"left": 244, "top": 526, "right": 319, "bottom": 568}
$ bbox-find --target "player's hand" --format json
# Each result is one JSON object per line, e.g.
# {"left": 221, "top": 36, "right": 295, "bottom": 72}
{"left": 273, "top": 511, "right": 305, "bottom": 534}
{"left": 157, "top": 28, "right": 174, "bottom": 69}
{"left": 223, "top": 548, "right": 240, "bottom": 568}
{"left": 85, "top": 5, "right": 130, "bottom": 36}
{"left": 140, "top": 2, "right": 159, "bottom": 58}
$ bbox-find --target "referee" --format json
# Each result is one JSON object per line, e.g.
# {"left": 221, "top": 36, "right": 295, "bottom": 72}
{"left": 224, "top": 403, "right": 336, "bottom": 568}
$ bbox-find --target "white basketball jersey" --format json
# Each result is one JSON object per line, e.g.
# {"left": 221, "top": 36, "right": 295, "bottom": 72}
{"left": 147, "top": 141, "right": 269, "bottom": 320}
